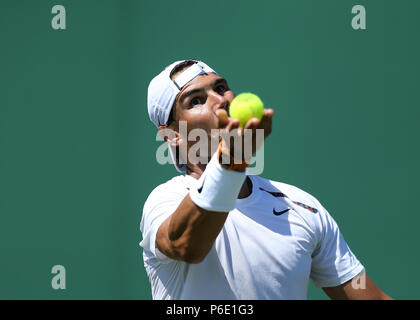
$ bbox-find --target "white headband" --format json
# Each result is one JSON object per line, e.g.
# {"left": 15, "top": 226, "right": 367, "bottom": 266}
{"left": 147, "top": 60, "right": 216, "bottom": 128}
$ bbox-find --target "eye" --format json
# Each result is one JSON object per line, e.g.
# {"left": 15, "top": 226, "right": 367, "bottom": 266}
{"left": 215, "top": 85, "right": 228, "bottom": 95}
{"left": 190, "top": 97, "right": 204, "bottom": 106}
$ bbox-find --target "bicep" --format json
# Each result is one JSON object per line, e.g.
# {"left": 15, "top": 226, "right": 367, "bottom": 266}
{"left": 322, "top": 272, "right": 393, "bottom": 300}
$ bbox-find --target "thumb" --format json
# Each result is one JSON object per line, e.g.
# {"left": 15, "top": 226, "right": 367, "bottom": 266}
{"left": 215, "top": 109, "right": 229, "bottom": 129}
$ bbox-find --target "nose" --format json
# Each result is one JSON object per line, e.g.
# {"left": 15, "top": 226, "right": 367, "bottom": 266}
{"left": 208, "top": 90, "right": 229, "bottom": 113}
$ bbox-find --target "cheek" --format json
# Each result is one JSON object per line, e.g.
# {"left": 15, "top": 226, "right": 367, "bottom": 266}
{"left": 183, "top": 106, "right": 218, "bottom": 132}
{"left": 178, "top": 107, "right": 219, "bottom": 157}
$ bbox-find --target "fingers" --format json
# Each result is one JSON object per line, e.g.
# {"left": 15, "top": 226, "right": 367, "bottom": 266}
{"left": 244, "top": 117, "right": 260, "bottom": 130}
{"left": 216, "top": 108, "right": 274, "bottom": 132}
{"left": 257, "top": 108, "right": 275, "bottom": 128}
{"left": 260, "top": 108, "right": 274, "bottom": 137}
{"left": 216, "top": 109, "right": 274, "bottom": 160}
{"left": 263, "top": 108, "right": 275, "bottom": 119}
{"left": 242, "top": 108, "right": 274, "bottom": 155}
{"left": 226, "top": 118, "right": 240, "bottom": 132}
{"left": 244, "top": 108, "right": 274, "bottom": 132}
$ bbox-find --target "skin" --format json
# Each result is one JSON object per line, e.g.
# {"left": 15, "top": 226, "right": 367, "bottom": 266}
{"left": 156, "top": 72, "right": 270, "bottom": 264}
{"left": 155, "top": 70, "right": 392, "bottom": 300}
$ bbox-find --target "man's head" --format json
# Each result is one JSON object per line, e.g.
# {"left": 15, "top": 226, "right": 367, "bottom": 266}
{"left": 147, "top": 60, "right": 234, "bottom": 172}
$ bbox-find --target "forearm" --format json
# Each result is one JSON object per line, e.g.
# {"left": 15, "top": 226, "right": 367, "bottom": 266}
{"left": 156, "top": 194, "right": 228, "bottom": 263}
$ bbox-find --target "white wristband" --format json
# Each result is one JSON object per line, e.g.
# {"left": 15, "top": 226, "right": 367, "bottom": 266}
{"left": 189, "top": 152, "right": 247, "bottom": 212}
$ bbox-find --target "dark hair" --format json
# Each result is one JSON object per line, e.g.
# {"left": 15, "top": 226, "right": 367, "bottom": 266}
{"left": 166, "top": 60, "right": 198, "bottom": 125}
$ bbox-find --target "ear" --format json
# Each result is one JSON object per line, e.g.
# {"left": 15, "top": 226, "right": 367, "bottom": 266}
{"left": 158, "top": 125, "right": 182, "bottom": 147}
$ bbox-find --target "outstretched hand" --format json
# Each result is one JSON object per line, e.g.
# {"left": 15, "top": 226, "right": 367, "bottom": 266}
{"left": 216, "top": 108, "right": 274, "bottom": 163}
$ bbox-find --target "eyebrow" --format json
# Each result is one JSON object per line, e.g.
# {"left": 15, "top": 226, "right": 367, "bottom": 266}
{"left": 179, "top": 78, "right": 229, "bottom": 104}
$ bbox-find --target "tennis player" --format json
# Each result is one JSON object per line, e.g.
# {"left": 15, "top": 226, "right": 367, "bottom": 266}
{"left": 140, "top": 59, "right": 392, "bottom": 300}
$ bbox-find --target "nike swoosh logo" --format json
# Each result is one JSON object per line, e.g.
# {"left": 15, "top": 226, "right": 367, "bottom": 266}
{"left": 273, "top": 208, "right": 290, "bottom": 216}
{"left": 197, "top": 176, "right": 206, "bottom": 193}
{"left": 260, "top": 187, "right": 318, "bottom": 214}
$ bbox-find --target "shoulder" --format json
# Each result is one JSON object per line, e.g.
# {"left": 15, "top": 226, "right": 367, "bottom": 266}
{"left": 141, "top": 175, "right": 192, "bottom": 231}
{"left": 144, "top": 175, "right": 192, "bottom": 209}
{"left": 264, "top": 177, "right": 345, "bottom": 242}
{"left": 150, "top": 174, "right": 193, "bottom": 193}
{"left": 252, "top": 175, "right": 330, "bottom": 234}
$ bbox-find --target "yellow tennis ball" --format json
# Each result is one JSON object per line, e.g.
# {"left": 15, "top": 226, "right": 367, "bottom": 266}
{"left": 229, "top": 93, "right": 264, "bottom": 127}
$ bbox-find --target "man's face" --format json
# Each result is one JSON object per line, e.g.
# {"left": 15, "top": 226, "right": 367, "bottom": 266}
{"left": 172, "top": 72, "right": 234, "bottom": 134}
{"left": 168, "top": 72, "right": 235, "bottom": 163}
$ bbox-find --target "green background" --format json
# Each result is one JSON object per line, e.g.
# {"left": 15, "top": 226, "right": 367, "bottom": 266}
{"left": 1, "top": 0, "right": 419, "bottom": 299}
